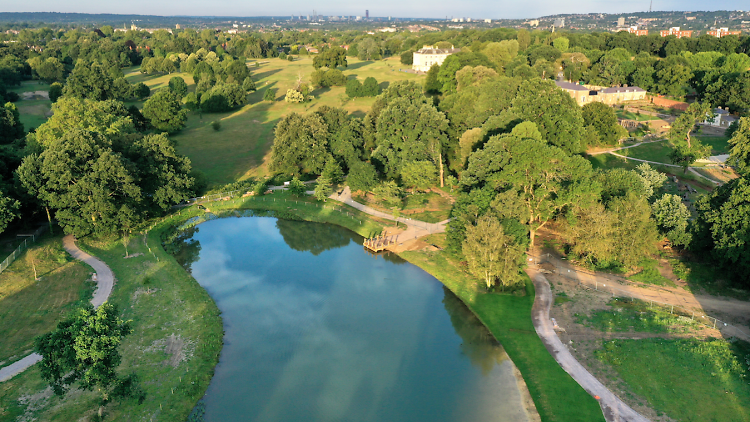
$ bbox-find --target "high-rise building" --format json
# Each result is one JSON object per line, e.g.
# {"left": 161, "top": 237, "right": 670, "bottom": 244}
{"left": 366, "top": 10, "right": 369, "bottom": 19}
{"left": 617, "top": 17, "right": 625, "bottom": 27}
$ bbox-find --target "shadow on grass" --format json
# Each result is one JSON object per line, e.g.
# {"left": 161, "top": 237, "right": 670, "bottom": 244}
{"left": 251, "top": 68, "right": 283, "bottom": 81}
{"left": 345, "top": 61, "right": 374, "bottom": 71}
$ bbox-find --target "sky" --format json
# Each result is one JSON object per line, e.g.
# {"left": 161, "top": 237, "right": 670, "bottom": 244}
{"left": 3, "top": 0, "right": 748, "bottom": 20}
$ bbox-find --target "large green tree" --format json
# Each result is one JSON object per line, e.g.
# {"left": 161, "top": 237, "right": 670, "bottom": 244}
{"left": 693, "top": 176, "right": 750, "bottom": 285}
{"left": 270, "top": 113, "right": 331, "bottom": 175}
{"left": 727, "top": 116, "right": 750, "bottom": 176}
{"left": 509, "top": 79, "right": 585, "bottom": 154}
{"left": 0, "top": 189, "right": 20, "bottom": 234}
{"left": 652, "top": 193, "right": 691, "bottom": 247}
{"left": 462, "top": 215, "right": 525, "bottom": 289}
{"left": 35, "top": 303, "right": 143, "bottom": 416}
{"left": 581, "top": 102, "right": 628, "bottom": 146}
{"left": 312, "top": 46, "right": 348, "bottom": 69}
{"left": 62, "top": 60, "right": 116, "bottom": 101}
{"left": 462, "top": 123, "right": 597, "bottom": 247}
{"left": 0, "top": 102, "right": 24, "bottom": 144}
{"left": 142, "top": 89, "right": 188, "bottom": 133}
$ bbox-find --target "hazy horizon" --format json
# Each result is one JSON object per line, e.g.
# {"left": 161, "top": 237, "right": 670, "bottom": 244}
{"left": 1, "top": 1, "right": 748, "bottom": 20}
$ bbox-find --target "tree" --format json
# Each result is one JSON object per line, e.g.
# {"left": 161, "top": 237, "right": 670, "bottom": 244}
{"left": 346, "top": 79, "right": 364, "bottom": 97}
{"left": 727, "top": 116, "right": 750, "bottom": 176}
{"left": 48, "top": 82, "right": 63, "bottom": 103}
{"left": 285, "top": 88, "right": 305, "bottom": 103}
{"left": 654, "top": 64, "right": 692, "bottom": 97}
{"left": 652, "top": 193, "right": 691, "bottom": 247}
{"left": 462, "top": 125, "right": 598, "bottom": 247}
{"left": 314, "top": 177, "right": 333, "bottom": 201}
{"left": 362, "top": 77, "right": 380, "bottom": 96}
{"left": 35, "top": 303, "right": 143, "bottom": 415}
{"left": 510, "top": 79, "right": 585, "bottom": 154}
{"left": 517, "top": 29, "right": 531, "bottom": 51}
{"left": 670, "top": 101, "right": 712, "bottom": 149}
{"left": 357, "top": 38, "right": 380, "bottom": 61}
{"left": 242, "top": 77, "right": 256, "bottom": 92}
{"left": 270, "top": 113, "right": 330, "bottom": 175}
{"left": 35, "top": 57, "right": 64, "bottom": 83}
{"left": 552, "top": 37, "right": 569, "bottom": 52}
{"left": 0, "top": 102, "right": 24, "bottom": 143}
{"left": 635, "top": 163, "right": 667, "bottom": 199}
{"left": 372, "top": 180, "right": 403, "bottom": 206}
{"left": 168, "top": 76, "right": 188, "bottom": 98}
{"left": 312, "top": 46, "right": 348, "bottom": 69}
{"left": 17, "top": 130, "right": 142, "bottom": 237}
{"left": 0, "top": 190, "right": 20, "bottom": 234}
{"left": 462, "top": 215, "right": 525, "bottom": 289}
{"left": 424, "top": 63, "right": 441, "bottom": 94}
{"left": 63, "top": 61, "right": 115, "bottom": 101}
{"left": 347, "top": 160, "right": 377, "bottom": 192}
{"left": 321, "top": 160, "right": 344, "bottom": 184}
{"left": 142, "top": 89, "right": 187, "bottom": 133}
{"left": 373, "top": 97, "right": 448, "bottom": 185}
{"left": 133, "top": 82, "right": 150, "bottom": 99}
{"left": 287, "top": 176, "right": 306, "bottom": 196}
{"left": 400, "top": 161, "right": 436, "bottom": 191}
{"left": 263, "top": 88, "right": 276, "bottom": 101}
{"left": 581, "top": 102, "right": 628, "bottom": 146}
{"left": 200, "top": 83, "right": 247, "bottom": 112}
{"left": 564, "top": 193, "right": 659, "bottom": 269}
{"left": 400, "top": 50, "right": 414, "bottom": 65}
{"left": 455, "top": 66, "right": 498, "bottom": 91}
{"left": 693, "top": 177, "right": 750, "bottom": 285}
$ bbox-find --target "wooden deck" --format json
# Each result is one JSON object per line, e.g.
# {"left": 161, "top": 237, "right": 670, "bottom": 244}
{"left": 363, "top": 235, "right": 396, "bottom": 252}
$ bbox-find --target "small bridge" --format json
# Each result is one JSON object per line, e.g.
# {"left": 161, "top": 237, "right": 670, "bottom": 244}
{"left": 363, "top": 234, "right": 396, "bottom": 252}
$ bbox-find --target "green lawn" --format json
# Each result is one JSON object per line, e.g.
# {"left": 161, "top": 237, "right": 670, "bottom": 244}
{"left": 0, "top": 223, "right": 223, "bottom": 422}
{"left": 8, "top": 81, "right": 52, "bottom": 131}
{"left": 164, "top": 56, "right": 421, "bottom": 186}
{"left": 0, "top": 235, "right": 93, "bottom": 366}
{"left": 401, "top": 235, "right": 605, "bottom": 422}
{"left": 596, "top": 338, "right": 750, "bottom": 422}
{"left": 615, "top": 109, "right": 659, "bottom": 121}
{"left": 352, "top": 191, "right": 453, "bottom": 224}
{"left": 694, "top": 135, "right": 730, "bottom": 155}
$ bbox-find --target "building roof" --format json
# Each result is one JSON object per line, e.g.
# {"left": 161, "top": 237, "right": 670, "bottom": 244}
{"left": 714, "top": 108, "right": 729, "bottom": 115}
{"left": 415, "top": 47, "right": 461, "bottom": 55}
{"left": 555, "top": 81, "right": 589, "bottom": 91}
{"left": 600, "top": 86, "right": 646, "bottom": 93}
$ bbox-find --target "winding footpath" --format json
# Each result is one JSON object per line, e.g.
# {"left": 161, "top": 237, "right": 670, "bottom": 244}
{"left": 0, "top": 235, "right": 114, "bottom": 382}
{"left": 527, "top": 267, "right": 651, "bottom": 422}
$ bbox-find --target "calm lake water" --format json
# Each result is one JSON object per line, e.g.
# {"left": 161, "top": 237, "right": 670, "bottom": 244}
{"left": 177, "top": 216, "right": 531, "bottom": 422}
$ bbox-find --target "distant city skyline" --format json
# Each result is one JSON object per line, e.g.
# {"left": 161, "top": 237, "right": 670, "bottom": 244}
{"left": 2, "top": 0, "right": 748, "bottom": 20}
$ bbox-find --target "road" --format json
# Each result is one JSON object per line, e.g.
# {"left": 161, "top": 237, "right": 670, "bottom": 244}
{"left": 0, "top": 235, "right": 114, "bottom": 382}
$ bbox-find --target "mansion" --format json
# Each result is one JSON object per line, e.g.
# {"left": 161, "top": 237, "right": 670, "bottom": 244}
{"left": 555, "top": 81, "right": 647, "bottom": 106}
{"left": 412, "top": 45, "right": 461, "bottom": 72}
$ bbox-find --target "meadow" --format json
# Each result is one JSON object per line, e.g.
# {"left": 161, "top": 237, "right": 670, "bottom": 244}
{"left": 125, "top": 56, "right": 421, "bottom": 186}
{"left": 8, "top": 81, "right": 52, "bottom": 131}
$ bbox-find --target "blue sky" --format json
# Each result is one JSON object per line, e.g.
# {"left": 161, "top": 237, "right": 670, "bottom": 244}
{"left": 4, "top": 0, "right": 748, "bottom": 19}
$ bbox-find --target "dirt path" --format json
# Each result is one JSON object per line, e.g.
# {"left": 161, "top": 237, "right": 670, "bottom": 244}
{"left": 536, "top": 252, "right": 750, "bottom": 341}
{"left": 0, "top": 235, "right": 114, "bottom": 382}
{"left": 527, "top": 268, "right": 651, "bottom": 422}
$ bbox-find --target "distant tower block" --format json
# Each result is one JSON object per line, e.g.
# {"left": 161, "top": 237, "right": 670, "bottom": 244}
{"left": 366, "top": 10, "right": 369, "bottom": 19}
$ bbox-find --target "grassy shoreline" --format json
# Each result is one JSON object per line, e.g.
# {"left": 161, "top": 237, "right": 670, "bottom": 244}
{"left": 2, "top": 192, "right": 602, "bottom": 421}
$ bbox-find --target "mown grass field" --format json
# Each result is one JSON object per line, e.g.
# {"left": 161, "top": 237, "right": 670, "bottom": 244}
{"left": 575, "top": 297, "right": 699, "bottom": 333}
{"left": 126, "top": 56, "right": 421, "bottom": 186}
{"left": 617, "top": 136, "right": 730, "bottom": 166}
{"left": 401, "top": 233, "right": 605, "bottom": 422}
{"left": 8, "top": 81, "right": 52, "bottom": 131}
{"left": 595, "top": 338, "right": 750, "bottom": 422}
{"left": 0, "top": 235, "right": 93, "bottom": 366}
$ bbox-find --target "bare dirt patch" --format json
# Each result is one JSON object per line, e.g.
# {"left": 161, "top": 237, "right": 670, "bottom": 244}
{"left": 20, "top": 91, "right": 49, "bottom": 100}
{"left": 17, "top": 387, "right": 53, "bottom": 422}
{"left": 146, "top": 334, "right": 194, "bottom": 367}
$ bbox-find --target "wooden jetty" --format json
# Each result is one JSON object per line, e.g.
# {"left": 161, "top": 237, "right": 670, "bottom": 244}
{"left": 363, "top": 234, "right": 396, "bottom": 252}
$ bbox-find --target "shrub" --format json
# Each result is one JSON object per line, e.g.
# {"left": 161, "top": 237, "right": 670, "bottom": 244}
{"left": 211, "top": 120, "right": 221, "bottom": 131}
{"left": 263, "top": 88, "right": 275, "bottom": 101}
{"left": 285, "top": 89, "right": 305, "bottom": 103}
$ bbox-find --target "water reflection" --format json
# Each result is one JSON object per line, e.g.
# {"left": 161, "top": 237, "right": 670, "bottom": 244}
{"left": 165, "top": 226, "right": 202, "bottom": 273}
{"left": 275, "top": 219, "right": 359, "bottom": 255}
{"left": 442, "top": 287, "right": 509, "bottom": 376}
{"left": 170, "top": 217, "right": 530, "bottom": 422}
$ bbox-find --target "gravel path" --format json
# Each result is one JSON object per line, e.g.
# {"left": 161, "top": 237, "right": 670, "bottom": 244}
{"left": 0, "top": 235, "right": 114, "bottom": 382}
{"left": 527, "top": 268, "right": 651, "bottom": 422}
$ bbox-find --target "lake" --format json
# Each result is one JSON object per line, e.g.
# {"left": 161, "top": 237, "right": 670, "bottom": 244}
{"left": 175, "top": 216, "right": 534, "bottom": 422}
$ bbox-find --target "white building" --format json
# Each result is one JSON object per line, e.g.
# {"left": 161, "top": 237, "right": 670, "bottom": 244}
{"left": 412, "top": 45, "right": 461, "bottom": 72}
{"left": 704, "top": 107, "right": 738, "bottom": 128}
